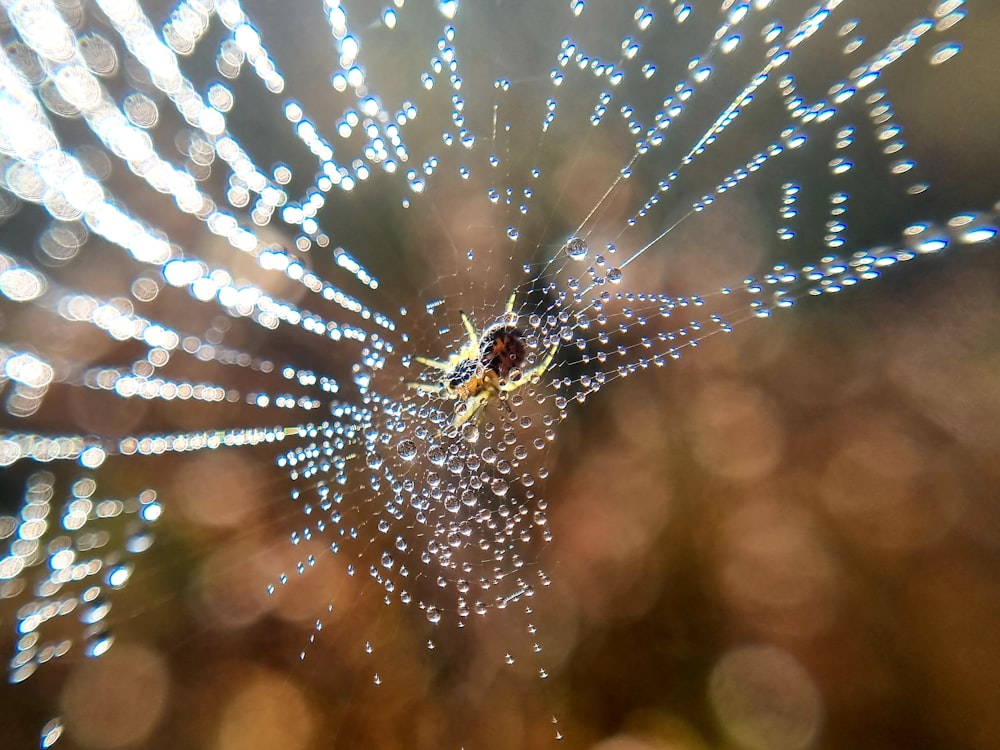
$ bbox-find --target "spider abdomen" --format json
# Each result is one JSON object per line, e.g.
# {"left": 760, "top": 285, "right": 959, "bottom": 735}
{"left": 480, "top": 325, "right": 527, "bottom": 380}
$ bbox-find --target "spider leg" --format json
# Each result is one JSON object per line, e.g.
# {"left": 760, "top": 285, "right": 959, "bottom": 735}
{"left": 415, "top": 355, "right": 452, "bottom": 371}
{"left": 500, "top": 292, "right": 518, "bottom": 325}
{"left": 449, "top": 370, "right": 504, "bottom": 428}
{"left": 535, "top": 340, "right": 559, "bottom": 375}
{"left": 499, "top": 341, "right": 559, "bottom": 392}
{"left": 504, "top": 292, "right": 517, "bottom": 314}
{"left": 407, "top": 380, "right": 447, "bottom": 394}
{"left": 452, "top": 391, "right": 491, "bottom": 428}
{"left": 460, "top": 310, "right": 478, "bottom": 343}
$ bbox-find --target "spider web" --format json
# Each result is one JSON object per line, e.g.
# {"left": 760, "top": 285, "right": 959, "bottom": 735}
{"left": 1, "top": 1, "right": 998, "bottom": 748}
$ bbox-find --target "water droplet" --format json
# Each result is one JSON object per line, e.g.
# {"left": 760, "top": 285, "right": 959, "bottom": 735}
{"left": 930, "top": 42, "right": 961, "bottom": 65}
{"left": 396, "top": 439, "right": 417, "bottom": 460}
{"left": 84, "top": 631, "right": 114, "bottom": 657}
{"left": 106, "top": 564, "right": 132, "bottom": 588}
{"left": 438, "top": 0, "right": 458, "bottom": 20}
{"left": 565, "top": 237, "right": 588, "bottom": 260}
{"left": 40, "top": 718, "right": 63, "bottom": 749}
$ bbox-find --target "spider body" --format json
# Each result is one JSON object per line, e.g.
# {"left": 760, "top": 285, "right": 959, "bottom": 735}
{"left": 409, "top": 293, "right": 557, "bottom": 428}
{"left": 479, "top": 323, "right": 526, "bottom": 380}
{"left": 445, "top": 357, "right": 483, "bottom": 400}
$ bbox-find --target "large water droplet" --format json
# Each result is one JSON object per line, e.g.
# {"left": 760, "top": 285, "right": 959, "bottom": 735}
{"left": 565, "top": 237, "right": 588, "bottom": 260}
{"left": 396, "top": 439, "right": 417, "bottom": 460}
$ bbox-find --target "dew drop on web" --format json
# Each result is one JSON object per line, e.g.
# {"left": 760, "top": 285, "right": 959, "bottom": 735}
{"left": 565, "top": 237, "right": 589, "bottom": 260}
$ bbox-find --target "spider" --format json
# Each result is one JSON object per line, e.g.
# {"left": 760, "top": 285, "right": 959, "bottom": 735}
{"left": 408, "top": 293, "right": 558, "bottom": 429}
